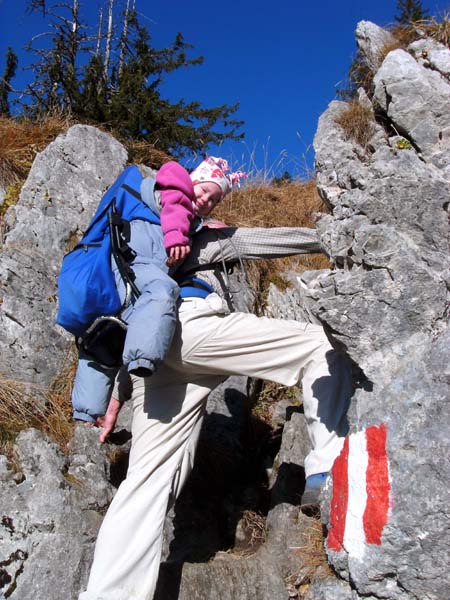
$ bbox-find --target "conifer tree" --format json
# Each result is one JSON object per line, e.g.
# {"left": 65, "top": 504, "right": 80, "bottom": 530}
{"left": 22, "top": 0, "right": 243, "bottom": 157}
{"left": 395, "top": 0, "right": 429, "bottom": 25}
{"left": 25, "top": 0, "right": 85, "bottom": 114}
{"left": 0, "top": 48, "right": 18, "bottom": 116}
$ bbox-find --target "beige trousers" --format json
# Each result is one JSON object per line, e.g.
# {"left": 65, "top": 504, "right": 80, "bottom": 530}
{"left": 80, "top": 295, "right": 351, "bottom": 600}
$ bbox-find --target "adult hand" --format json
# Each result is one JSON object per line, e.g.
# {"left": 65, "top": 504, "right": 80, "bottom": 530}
{"left": 204, "top": 218, "right": 227, "bottom": 229}
{"left": 167, "top": 244, "right": 191, "bottom": 266}
{"left": 96, "top": 396, "right": 122, "bottom": 443}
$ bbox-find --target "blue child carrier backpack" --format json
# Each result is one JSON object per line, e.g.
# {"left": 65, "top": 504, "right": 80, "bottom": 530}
{"left": 56, "top": 165, "right": 160, "bottom": 364}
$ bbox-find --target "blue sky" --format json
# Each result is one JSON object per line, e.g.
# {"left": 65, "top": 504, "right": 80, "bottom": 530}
{"left": 1, "top": 0, "right": 448, "bottom": 177}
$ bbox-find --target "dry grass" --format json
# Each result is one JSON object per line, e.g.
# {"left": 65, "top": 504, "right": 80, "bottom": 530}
{"left": 214, "top": 179, "right": 323, "bottom": 229}
{"left": 286, "top": 516, "right": 332, "bottom": 599}
{"left": 378, "top": 38, "right": 405, "bottom": 61}
{"left": 416, "top": 13, "right": 450, "bottom": 46}
{"left": 335, "top": 101, "right": 376, "bottom": 148}
{"left": 388, "top": 13, "right": 450, "bottom": 47}
{"left": 252, "top": 382, "right": 300, "bottom": 426}
{"left": 0, "top": 114, "right": 173, "bottom": 189}
{"left": 0, "top": 348, "right": 77, "bottom": 454}
{"left": 238, "top": 510, "right": 267, "bottom": 551}
{"left": 390, "top": 16, "right": 450, "bottom": 47}
{"left": 0, "top": 114, "right": 71, "bottom": 188}
{"left": 121, "top": 138, "right": 173, "bottom": 169}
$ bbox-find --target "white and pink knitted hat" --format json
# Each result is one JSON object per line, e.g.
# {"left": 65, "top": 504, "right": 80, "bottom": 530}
{"left": 190, "top": 157, "right": 246, "bottom": 199}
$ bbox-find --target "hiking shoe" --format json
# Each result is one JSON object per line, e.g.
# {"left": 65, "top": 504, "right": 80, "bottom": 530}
{"left": 301, "top": 472, "right": 329, "bottom": 507}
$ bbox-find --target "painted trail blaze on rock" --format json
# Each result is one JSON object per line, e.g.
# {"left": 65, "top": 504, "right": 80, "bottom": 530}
{"left": 328, "top": 424, "right": 390, "bottom": 555}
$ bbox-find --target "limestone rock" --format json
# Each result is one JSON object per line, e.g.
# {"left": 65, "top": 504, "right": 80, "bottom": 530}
{"left": 266, "top": 270, "right": 326, "bottom": 325}
{"left": 157, "top": 506, "right": 322, "bottom": 600}
{"left": 0, "top": 427, "right": 115, "bottom": 600}
{"left": 304, "top": 578, "right": 354, "bottom": 600}
{"left": 356, "top": 20, "right": 396, "bottom": 73}
{"left": 409, "top": 37, "right": 450, "bottom": 78}
{"left": 0, "top": 125, "right": 128, "bottom": 387}
{"left": 373, "top": 48, "right": 450, "bottom": 166}
{"left": 312, "top": 21, "right": 450, "bottom": 600}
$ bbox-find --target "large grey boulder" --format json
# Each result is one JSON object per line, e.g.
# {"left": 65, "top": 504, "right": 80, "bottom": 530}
{"left": 0, "top": 125, "right": 127, "bottom": 387}
{"left": 0, "top": 427, "right": 115, "bottom": 599}
{"left": 312, "top": 21, "right": 450, "bottom": 600}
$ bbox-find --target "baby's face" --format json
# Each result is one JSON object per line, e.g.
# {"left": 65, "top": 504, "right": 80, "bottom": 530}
{"left": 192, "top": 182, "right": 223, "bottom": 217}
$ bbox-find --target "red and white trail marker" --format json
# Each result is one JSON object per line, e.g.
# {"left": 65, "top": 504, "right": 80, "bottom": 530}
{"left": 327, "top": 424, "right": 391, "bottom": 560}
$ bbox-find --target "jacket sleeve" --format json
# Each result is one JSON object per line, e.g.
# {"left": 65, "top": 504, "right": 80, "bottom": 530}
{"left": 156, "top": 161, "right": 195, "bottom": 249}
{"left": 121, "top": 262, "right": 179, "bottom": 375}
{"left": 113, "top": 220, "right": 180, "bottom": 376}
{"left": 71, "top": 352, "right": 118, "bottom": 422}
{"left": 178, "top": 226, "right": 322, "bottom": 272}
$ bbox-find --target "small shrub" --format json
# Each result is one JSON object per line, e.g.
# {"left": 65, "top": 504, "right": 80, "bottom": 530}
{"left": 396, "top": 137, "right": 413, "bottom": 149}
{"left": 252, "top": 381, "right": 300, "bottom": 426}
{"left": 238, "top": 510, "right": 267, "bottom": 550}
{"left": 335, "top": 101, "right": 376, "bottom": 148}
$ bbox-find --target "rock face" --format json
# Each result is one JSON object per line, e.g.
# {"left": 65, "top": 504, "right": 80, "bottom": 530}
{"left": 313, "top": 22, "right": 450, "bottom": 600}
{"left": 0, "top": 427, "right": 115, "bottom": 599}
{"left": 373, "top": 48, "right": 450, "bottom": 169}
{"left": 0, "top": 125, "right": 127, "bottom": 386}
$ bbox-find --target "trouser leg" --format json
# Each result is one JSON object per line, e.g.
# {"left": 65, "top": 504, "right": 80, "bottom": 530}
{"left": 79, "top": 371, "right": 224, "bottom": 600}
{"left": 299, "top": 340, "right": 351, "bottom": 476}
{"left": 171, "top": 302, "right": 352, "bottom": 477}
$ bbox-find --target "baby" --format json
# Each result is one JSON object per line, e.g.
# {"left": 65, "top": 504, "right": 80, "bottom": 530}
{"left": 156, "top": 156, "right": 245, "bottom": 263}
{"left": 72, "top": 157, "right": 246, "bottom": 422}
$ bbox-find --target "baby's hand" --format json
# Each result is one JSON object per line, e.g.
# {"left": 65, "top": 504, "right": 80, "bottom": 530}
{"left": 167, "top": 244, "right": 191, "bottom": 266}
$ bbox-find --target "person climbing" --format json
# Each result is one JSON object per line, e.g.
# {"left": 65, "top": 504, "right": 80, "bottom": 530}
{"left": 78, "top": 203, "right": 352, "bottom": 600}
{"left": 71, "top": 156, "right": 245, "bottom": 422}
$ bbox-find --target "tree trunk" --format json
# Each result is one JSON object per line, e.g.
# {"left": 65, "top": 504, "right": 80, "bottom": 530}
{"left": 118, "top": 0, "right": 131, "bottom": 82}
{"left": 95, "top": 7, "right": 103, "bottom": 56}
{"left": 103, "top": 0, "right": 114, "bottom": 81}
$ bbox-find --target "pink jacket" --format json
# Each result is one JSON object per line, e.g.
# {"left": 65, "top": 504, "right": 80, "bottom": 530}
{"left": 156, "top": 161, "right": 195, "bottom": 249}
